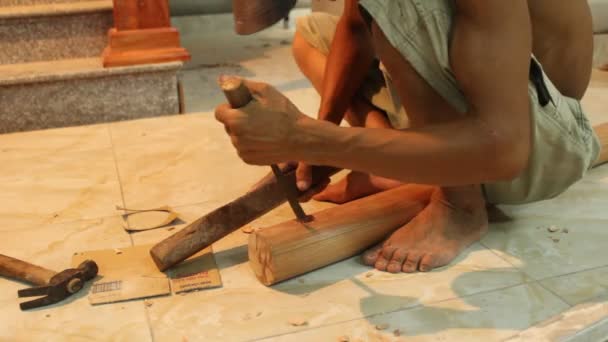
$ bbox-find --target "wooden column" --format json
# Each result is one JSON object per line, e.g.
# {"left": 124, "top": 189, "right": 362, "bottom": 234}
{"left": 103, "top": 0, "right": 191, "bottom": 67}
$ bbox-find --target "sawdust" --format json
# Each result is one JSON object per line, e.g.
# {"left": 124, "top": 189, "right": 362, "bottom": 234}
{"left": 375, "top": 323, "right": 389, "bottom": 331}
{"left": 337, "top": 336, "right": 350, "bottom": 342}
{"left": 288, "top": 317, "right": 308, "bottom": 326}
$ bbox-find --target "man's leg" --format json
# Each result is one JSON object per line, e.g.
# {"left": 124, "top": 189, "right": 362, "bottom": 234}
{"left": 293, "top": 30, "right": 404, "bottom": 203}
{"left": 361, "top": 22, "right": 489, "bottom": 273}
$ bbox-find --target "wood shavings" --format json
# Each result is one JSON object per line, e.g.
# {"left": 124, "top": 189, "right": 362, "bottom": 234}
{"left": 288, "top": 317, "right": 308, "bottom": 326}
{"left": 114, "top": 249, "right": 123, "bottom": 255}
{"left": 337, "top": 336, "right": 350, "bottom": 342}
{"left": 256, "top": 311, "right": 263, "bottom": 317}
{"left": 547, "top": 225, "right": 560, "bottom": 233}
{"left": 167, "top": 227, "right": 175, "bottom": 231}
{"left": 144, "top": 299, "right": 153, "bottom": 307}
{"left": 365, "top": 272, "right": 374, "bottom": 278}
{"left": 375, "top": 323, "right": 389, "bottom": 330}
{"left": 393, "top": 329, "right": 401, "bottom": 336}
{"left": 242, "top": 226, "right": 255, "bottom": 234}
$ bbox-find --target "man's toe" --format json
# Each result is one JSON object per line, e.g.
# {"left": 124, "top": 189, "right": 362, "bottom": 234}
{"left": 402, "top": 252, "right": 422, "bottom": 273}
{"left": 386, "top": 249, "right": 408, "bottom": 273}
{"left": 362, "top": 245, "right": 382, "bottom": 266}
{"left": 418, "top": 254, "right": 437, "bottom": 272}
{"left": 374, "top": 254, "right": 391, "bottom": 271}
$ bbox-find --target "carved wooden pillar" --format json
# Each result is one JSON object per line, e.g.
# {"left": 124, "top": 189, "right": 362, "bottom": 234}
{"left": 103, "top": 0, "right": 191, "bottom": 67}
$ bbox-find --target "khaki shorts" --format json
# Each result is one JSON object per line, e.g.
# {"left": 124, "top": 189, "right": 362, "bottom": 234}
{"left": 296, "top": 4, "right": 601, "bottom": 205}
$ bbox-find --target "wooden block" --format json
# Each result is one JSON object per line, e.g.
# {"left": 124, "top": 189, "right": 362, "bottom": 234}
{"left": 102, "top": 28, "right": 190, "bottom": 67}
{"left": 248, "top": 185, "right": 432, "bottom": 286}
{"left": 594, "top": 123, "right": 608, "bottom": 167}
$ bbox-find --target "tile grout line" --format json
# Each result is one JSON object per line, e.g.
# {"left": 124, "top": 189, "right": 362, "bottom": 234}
{"left": 250, "top": 280, "right": 537, "bottom": 341}
{"left": 479, "top": 240, "right": 608, "bottom": 306}
{"left": 108, "top": 125, "right": 155, "bottom": 342}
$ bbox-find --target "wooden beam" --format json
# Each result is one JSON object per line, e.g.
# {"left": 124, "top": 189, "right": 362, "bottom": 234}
{"left": 104, "top": 0, "right": 190, "bottom": 67}
{"left": 593, "top": 123, "right": 608, "bottom": 167}
{"left": 248, "top": 185, "right": 433, "bottom": 286}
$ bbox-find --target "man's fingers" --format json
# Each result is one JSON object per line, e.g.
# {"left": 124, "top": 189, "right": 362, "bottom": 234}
{"left": 214, "top": 103, "right": 232, "bottom": 124}
{"left": 296, "top": 163, "right": 313, "bottom": 191}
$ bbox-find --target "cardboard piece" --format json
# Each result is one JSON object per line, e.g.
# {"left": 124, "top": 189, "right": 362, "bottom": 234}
{"left": 72, "top": 244, "right": 222, "bottom": 305}
{"left": 116, "top": 206, "right": 180, "bottom": 232}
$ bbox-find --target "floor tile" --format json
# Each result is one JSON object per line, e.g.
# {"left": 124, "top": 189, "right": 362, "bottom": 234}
{"left": 0, "top": 148, "right": 123, "bottom": 230}
{"left": 482, "top": 216, "right": 608, "bottom": 280}
{"left": 0, "top": 295, "right": 151, "bottom": 342}
{"left": 540, "top": 266, "right": 608, "bottom": 306}
{"left": 113, "top": 115, "right": 269, "bottom": 208}
{"left": 262, "top": 283, "right": 569, "bottom": 342}
{"left": 142, "top": 242, "right": 528, "bottom": 341}
{"left": 0, "top": 216, "right": 148, "bottom": 342}
{"left": 0, "top": 123, "right": 111, "bottom": 160}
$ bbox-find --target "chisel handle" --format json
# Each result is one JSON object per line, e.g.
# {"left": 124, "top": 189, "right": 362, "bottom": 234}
{"left": 0, "top": 254, "right": 56, "bottom": 286}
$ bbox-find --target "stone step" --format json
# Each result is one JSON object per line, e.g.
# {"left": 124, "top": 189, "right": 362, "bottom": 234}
{"left": 0, "top": 0, "right": 112, "bottom": 64}
{"left": 0, "top": 57, "right": 182, "bottom": 133}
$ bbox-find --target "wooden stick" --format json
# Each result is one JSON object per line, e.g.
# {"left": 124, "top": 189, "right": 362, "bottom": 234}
{"left": 593, "top": 123, "right": 608, "bottom": 167}
{"left": 0, "top": 254, "right": 55, "bottom": 286}
{"left": 248, "top": 185, "right": 433, "bottom": 286}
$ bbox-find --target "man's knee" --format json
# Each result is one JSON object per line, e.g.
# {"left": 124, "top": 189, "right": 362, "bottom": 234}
{"left": 292, "top": 31, "right": 314, "bottom": 61}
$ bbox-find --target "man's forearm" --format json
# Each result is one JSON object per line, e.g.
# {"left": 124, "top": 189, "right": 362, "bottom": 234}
{"left": 291, "top": 116, "right": 529, "bottom": 186}
{"left": 318, "top": 2, "right": 375, "bottom": 124}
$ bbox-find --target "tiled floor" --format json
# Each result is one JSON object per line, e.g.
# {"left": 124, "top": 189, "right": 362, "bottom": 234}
{"left": 1, "top": 10, "right": 608, "bottom": 342}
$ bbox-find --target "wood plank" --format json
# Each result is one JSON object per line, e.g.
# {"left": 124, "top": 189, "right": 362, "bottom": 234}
{"left": 248, "top": 185, "right": 433, "bottom": 286}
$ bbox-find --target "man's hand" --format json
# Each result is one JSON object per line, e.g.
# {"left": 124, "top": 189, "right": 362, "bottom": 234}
{"left": 215, "top": 80, "right": 308, "bottom": 165}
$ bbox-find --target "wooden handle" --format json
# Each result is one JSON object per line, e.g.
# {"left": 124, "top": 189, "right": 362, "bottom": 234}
{"left": 0, "top": 254, "right": 56, "bottom": 286}
{"left": 218, "top": 75, "right": 253, "bottom": 108}
{"left": 593, "top": 123, "right": 608, "bottom": 167}
{"left": 150, "top": 165, "right": 339, "bottom": 271}
{"left": 248, "top": 184, "right": 433, "bottom": 286}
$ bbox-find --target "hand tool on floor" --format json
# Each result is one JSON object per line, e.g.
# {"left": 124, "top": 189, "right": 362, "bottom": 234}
{"left": 0, "top": 254, "right": 98, "bottom": 310}
{"left": 149, "top": 76, "right": 340, "bottom": 271}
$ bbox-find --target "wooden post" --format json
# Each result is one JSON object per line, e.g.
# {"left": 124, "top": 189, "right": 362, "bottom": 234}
{"left": 594, "top": 123, "right": 608, "bottom": 167}
{"left": 248, "top": 185, "right": 433, "bottom": 286}
{"left": 103, "top": 0, "right": 191, "bottom": 67}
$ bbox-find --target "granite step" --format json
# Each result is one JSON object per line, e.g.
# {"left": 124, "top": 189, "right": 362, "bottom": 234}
{"left": 0, "top": 57, "right": 183, "bottom": 133}
{"left": 0, "top": 0, "right": 113, "bottom": 64}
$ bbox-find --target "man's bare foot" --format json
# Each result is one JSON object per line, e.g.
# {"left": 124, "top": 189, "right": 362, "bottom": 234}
{"left": 313, "top": 171, "right": 403, "bottom": 204}
{"left": 362, "top": 185, "right": 488, "bottom": 273}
